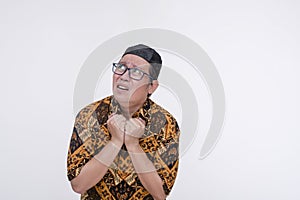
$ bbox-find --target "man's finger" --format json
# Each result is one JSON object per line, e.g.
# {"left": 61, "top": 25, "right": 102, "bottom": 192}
{"left": 108, "top": 112, "right": 116, "bottom": 119}
{"left": 130, "top": 118, "right": 145, "bottom": 128}
{"left": 136, "top": 118, "right": 145, "bottom": 126}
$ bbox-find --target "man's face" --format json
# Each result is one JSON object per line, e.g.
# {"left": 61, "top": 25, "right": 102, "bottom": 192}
{"left": 112, "top": 54, "right": 157, "bottom": 109}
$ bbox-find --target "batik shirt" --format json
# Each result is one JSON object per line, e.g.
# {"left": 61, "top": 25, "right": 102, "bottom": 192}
{"left": 67, "top": 95, "right": 180, "bottom": 200}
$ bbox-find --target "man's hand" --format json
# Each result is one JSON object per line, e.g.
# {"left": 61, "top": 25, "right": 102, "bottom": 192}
{"left": 124, "top": 118, "right": 145, "bottom": 151}
{"left": 107, "top": 114, "right": 126, "bottom": 147}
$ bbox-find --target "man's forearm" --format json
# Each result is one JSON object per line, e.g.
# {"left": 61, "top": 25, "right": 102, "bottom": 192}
{"left": 128, "top": 145, "right": 166, "bottom": 200}
{"left": 70, "top": 141, "right": 121, "bottom": 194}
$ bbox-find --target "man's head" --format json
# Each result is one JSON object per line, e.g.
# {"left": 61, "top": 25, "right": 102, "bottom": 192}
{"left": 112, "top": 44, "right": 162, "bottom": 113}
{"left": 122, "top": 44, "right": 162, "bottom": 80}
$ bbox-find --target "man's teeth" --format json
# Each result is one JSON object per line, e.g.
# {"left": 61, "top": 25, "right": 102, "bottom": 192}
{"left": 117, "top": 85, "right": 129, "bottom": 90}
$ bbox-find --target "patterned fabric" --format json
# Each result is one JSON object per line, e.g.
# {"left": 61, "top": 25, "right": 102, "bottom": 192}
{"left": 67, "top": 95, "right": 180, "bottom": 200}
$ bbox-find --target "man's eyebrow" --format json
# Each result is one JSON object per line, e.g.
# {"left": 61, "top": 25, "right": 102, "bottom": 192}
{"left": 119, "top": 61, "right": 150, "bottom": 72}
{"left": 119, "top": 61, "right": 139, "bottom": 68}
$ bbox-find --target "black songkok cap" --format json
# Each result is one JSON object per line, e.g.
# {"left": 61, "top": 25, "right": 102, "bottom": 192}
{"left": 122, "top": 44, "right": 162, "bottom": 80}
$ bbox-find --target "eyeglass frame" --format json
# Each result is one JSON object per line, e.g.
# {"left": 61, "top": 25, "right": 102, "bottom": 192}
{"left": 112, "top": 62, "right": 154, "bottom": 82}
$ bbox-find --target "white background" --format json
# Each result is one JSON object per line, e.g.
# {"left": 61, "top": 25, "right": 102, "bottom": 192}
{"left": 1, "top": 0, "right": 300, "bottom": 199}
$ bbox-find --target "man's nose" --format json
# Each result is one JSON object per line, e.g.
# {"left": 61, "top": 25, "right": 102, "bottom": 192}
{"left": 120, "top": 68, "right": 130, "bottom": 81}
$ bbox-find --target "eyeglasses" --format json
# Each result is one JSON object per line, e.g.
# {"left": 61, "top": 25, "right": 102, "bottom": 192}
{"left": 112, "top": 63, "right": 153, "bottom": 81}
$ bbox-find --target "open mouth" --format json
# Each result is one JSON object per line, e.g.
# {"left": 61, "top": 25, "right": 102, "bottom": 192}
{"left": 117, "top": 85, "right": 129, "bottom": 91}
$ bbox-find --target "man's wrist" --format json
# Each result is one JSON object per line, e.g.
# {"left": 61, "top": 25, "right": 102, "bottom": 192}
{"left": 128, "top": 148, "right": 156, "bottom": 173}
{"left": 94, "top": 141, "right": 122, "bottom": 167}
{"left": 110, "top": 138, "right": 123, "bottom": 148}
{"left": 126, "top": 143, "right": 143, "bottom": 153}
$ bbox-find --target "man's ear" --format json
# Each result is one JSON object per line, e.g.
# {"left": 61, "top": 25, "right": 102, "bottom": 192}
{"left": 148, "top": 80, "right": 159, "bottom": 95}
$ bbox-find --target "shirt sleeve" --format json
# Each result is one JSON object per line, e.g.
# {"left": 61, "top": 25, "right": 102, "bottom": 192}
{"left": 155, "top": 114, "right": 180, "bottom": 196}
{"left": 66, "top": 102, "right": 101, "bottom": 181}
{"left": 67, "top": 102, "right": 111, "bottom": 181}
{"left": 67, "top": 112, "right": 93, "bottom": 181}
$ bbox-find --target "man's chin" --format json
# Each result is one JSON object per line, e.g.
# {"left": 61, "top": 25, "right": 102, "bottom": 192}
{"left": 113, "top": 93, "right": 131, "bottom": 105}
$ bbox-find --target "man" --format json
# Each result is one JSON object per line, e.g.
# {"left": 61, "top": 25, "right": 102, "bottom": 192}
{"left": 67, "top": 44, "right": 180, "bottom": 200}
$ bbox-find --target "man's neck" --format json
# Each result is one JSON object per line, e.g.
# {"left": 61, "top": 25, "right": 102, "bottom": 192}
{"left": 119, "top": 104, "right": 140, "bottom": 119}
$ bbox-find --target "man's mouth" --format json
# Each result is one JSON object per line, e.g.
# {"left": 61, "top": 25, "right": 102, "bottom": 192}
{"left": 117, "top": 85, "right": 129, "bottom": 91}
